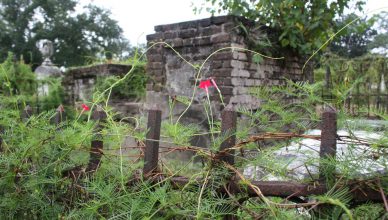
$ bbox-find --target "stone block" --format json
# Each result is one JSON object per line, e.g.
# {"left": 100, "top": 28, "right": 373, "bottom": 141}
{"left": 233, "top": 52, "right": 247, "bottom": 61}
{"left": 145, "top": 91, "right": 169, "bottom": 114}
{"left": 294, "top": 68, "right": 303, "bottom": 75}
{"left": 147, "top": 54, "right": 163, "bottom": 62}
{"left": 164, "top": 31, "right": 178, "bottom": 39}
{"left": 211, "top": 61, "right": 223, "bottom": 69}
{"left": 153, "top": 83, "right": 163, "bottom": 92}
{"left": 271, "top": 71, "right": 282, "bottom": 79}
{"left": 210, "top": 94, "right": 231, "bottom": 104}
{"left": 212, "top": 42, "right": 233, "bottom": 50}
{"left": 179, "top": 29, "right": 197, "bottom": 39}
{"left": 146, "top": 83, "right": 154, "bottom": 91}
{"left": 211, "top": 34, "right": 231, "bottom": 44}
{"left": 231, "top": 78, "right": 244, "bottom": 86}
{"left": 253, "top": 79, "right": 263, "bottom": 85}
{"left": 230, "top": 60, "right": 245, "bottom": 69}
{"left": 200, "top": 25, "right": 222, "bottom": 36}
{"left": 244, "top": 79, "right": 256, "bottom": 86}
{"left": 251, "top": 68, "right": 265, "bottom": 79}
{"left": 146, "top": 32, "right": 164, "bottom": 41}
{"left": 271, "top": 79, "right": 282, "bottom": 86}
{"left": 223, "top": 22, "right": 238, "bottom": 32}
{"left": 193, "top": 36, "right": 211, "bottom": 46}
{"left": 283, "top": 68, "right": 292, "bottom": 75}
{"left": 150, "top": 69, "right": 164, "bottom": 76}
{"left": 249, "top": 63, "right": 258, "bottom": 70}
{"left": 264, "top": 70, "right": 270, "bottom": 78}
{"left": 272, "top": 65, "right": 281, "bottom": 73}
{"left": 220, "top": 86, "right": 233, "bottom": 95}
{"left": 222, "top": 95, "right": 232, "bottom": 104}
{"left": 182, "top": 39, "right": 194, "bottom": 46}
{"left": 212, "top": 51, "right": 234, "bottom": 60}
{"left": 165, "top": 38, "right": 174, "bottom": 45}
{"left": 248, "top": 70, "right": 257, "bottom": 78}
{"left": 264, "top": 64, "right": 274, "bottom": 73}
{"left": 213, "top": 77, "right": 232, "bottom": 86}
{"left": 147, "top": 46, "right": 163, "bottom": 54}
{"left": 230, "top": 43, "right": 246, "bottom": 49}
{"left": 231, "top": 69, "right": 250, "bottom": 78}
{"left": 212, "top": 68, "right": 233, "bottom": 77}
{"left": 179, "top": 20, "right": 198, "bottom": 29}
{"left": 234, "top": 36, "right": 246, "bottom": 44}
{"left": 211, "top": 15, "right": 233, "bottom": 25}
{"left": 291, "top": 62, "right": 301, "bottom": 68}
{"left": 154, "top": 23, "right": 178, "bottom": 32}
{"left": 294, "top": 75, "right": 303, "bottom": 81}
{"left": 151, "top": 62, "right": 164, "bottom": 70}
{"left": 221, "top": 60, "right": 232, "bottom": 68}
{"left": 171, "top": 38, "right": 183, "bottom": 47}
{"left": 193, "top": 54, "right": 210, "bottom": 60}
{"left": 182, "top": 46, "right": 199, "bottom": 54}
{"left": 265, "top": 59, "right": 276, "bottom": 65}
{"left": 229, "top": 95, "right": 247, "bottom": 104}
{"left": 153, "top": 75, "right": 165, "bottom": 83}
{"left": 146, "top": 63, "right": 153, "bottom": 72}
{"left": 290, "top": 56, "right": 300, "bottom": 62}
{"left": 154, "top": 25, "right": 164, "bottom": 32}
{"left": 199, "top": 18, "right": 212, "bottom": 27}
{"left": 233, "top": 87, "right": 248, "bottom": 95}
{"left": 255, "top": 69, "right": 268, "bottom": 79}
{"left": 167, "top": 59, "right": 181, "bottom": 69}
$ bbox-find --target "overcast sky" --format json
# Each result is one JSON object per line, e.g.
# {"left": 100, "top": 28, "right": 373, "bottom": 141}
{"left": 81, "top": 0, "right": 388, "bottom": 45}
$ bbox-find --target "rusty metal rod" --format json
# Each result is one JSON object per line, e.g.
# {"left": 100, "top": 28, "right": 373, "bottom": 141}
{"left": 320, "top": 107, "right": 337, "bottom": 182}
{"left": 21, "top": 105, "right": 33, "bottom": 121}
{"left": 219, "top": 109, "right": 237, "bottom": 165}
{"left": 159, "top": 176, "right": 383, "bottom": 203}
{"left": 219, "top": 109, "right": 238, "bottom": 220}
{"left": 0, "top": 125, "right": 3, "bottom": 153}
{"left": 143, "top": 109, "right": 162, "bottom": 176}
{"left": 51, "top": 104, "right": 66, "bottom": 125}
{"left": 86, "top": 106, "right": 106, "bottom": 173}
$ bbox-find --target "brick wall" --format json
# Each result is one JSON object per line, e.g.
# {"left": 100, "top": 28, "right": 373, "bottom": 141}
{"left": 146, "top": 15, "right": 311, "bottom": 115}
{"left": 62, "top": 64, "right": 142, "bottom": 117}
{"left": 63, "top": 64, "right": 132, "bottom": 104}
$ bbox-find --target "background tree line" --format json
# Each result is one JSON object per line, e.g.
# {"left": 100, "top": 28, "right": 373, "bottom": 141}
{"left": 0, "top": 0, "right": 132, "bottom": 68}
{"left": 195, "top": 0, "right": 387, "bottom": 59}
{"left": 1, "top": 0, "right": 387, "bottom": 70}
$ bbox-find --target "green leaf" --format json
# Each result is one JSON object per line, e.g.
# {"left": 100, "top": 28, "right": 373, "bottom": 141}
{"left": 280, "top": 38, "right": 289, "bottom": 47}
{"left": 252, "top": 54, "right": 263, "bottom": 64}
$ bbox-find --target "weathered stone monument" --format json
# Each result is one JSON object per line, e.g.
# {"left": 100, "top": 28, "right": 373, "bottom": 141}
{"left": 63, "top": 64, "right": 142, "bottom": 117}
{"left": 35, "top": 39, "right": 62, "bottom": 96}
{"left": 144, "top": 15, "right": 314, "bottom": 152}
{"left": 146, "top": 15, "right": 312, "bottom": 119}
